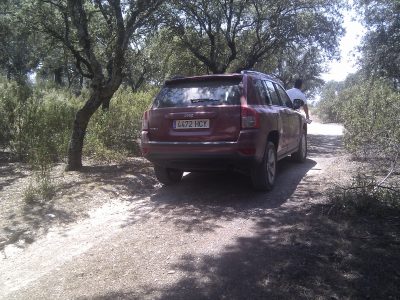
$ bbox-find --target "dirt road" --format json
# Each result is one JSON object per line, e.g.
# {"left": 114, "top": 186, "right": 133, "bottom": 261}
{"left": 1, "top": 123, "right": 399, "bottom": 299}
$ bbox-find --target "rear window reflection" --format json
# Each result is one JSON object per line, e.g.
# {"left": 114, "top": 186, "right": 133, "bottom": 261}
{"left": 154, "top": 80, "right": 242, "bottom": 108}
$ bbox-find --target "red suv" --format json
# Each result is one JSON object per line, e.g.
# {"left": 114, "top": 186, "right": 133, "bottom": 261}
{"left": 141, "top": 71, "right": 307, "bottom": 191}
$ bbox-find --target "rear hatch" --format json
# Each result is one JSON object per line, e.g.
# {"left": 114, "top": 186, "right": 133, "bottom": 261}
{"left": 148, "top": 75, "right": 243, "bottom": 142}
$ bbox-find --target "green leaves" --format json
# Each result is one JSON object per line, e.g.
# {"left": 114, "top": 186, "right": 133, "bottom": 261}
{"left": 160, "top": 0, "right": 345, "bottom": 89}
{"left": 1, "top": 0, "right": 346, "bottom": 89}
{"left": 319, "top": 76, "right": 400, "bottom": 163}
{"left": 357, "top": 0, "right": 400, "bottom": 83}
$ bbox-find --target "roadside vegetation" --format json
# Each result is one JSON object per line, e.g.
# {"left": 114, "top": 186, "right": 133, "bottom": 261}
{"left": 0, "top": 76, "right": 153, "bottom": 201}
{"left": 1, "top": 0, "right": 346, "bottom": 170}
{"left": 0, "top": 0, "right": 399, "bottom": 210}
{"left": 0, "top": 77, "right": 154, "bottom": 162}
{"left": 316, "top": 0, "right": 400, "bottom": 216}
{"left": 1, "top": 0, "right": 348, "bottom": 201}
{"left": 321, "top": 77, "right": 400, "bottom": 217}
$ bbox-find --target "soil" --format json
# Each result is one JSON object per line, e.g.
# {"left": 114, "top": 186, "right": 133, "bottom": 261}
{"left": 0, "top": 122, "right": 399, "bottom": 300}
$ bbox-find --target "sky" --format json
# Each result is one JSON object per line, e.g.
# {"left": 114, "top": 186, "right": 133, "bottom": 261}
{"left": 321, "top": 9, "right": 366, "bottom": 82}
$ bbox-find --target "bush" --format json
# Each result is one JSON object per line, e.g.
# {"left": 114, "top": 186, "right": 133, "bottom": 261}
{"left": 319, "top": 76, "right": 400, "bottom": 167}
{"left": 320, "top": 76, "right": 400, "bottom": 214}
{"left": 14, "top": 87, "right": 77, "bottom": 168}
{"left": 83, "top": 87, "right": 155, "bottom": 160}
{"left": 0, "top": 77, "right": 30, "bottom": 148}
{"left": 0, "top": 76, "right": 156, "bottom": 164}
{"left": 326, "top": 173, "right": 400, "bottom": 217}
{"left": 315, "top": 81, "right": 344, "bottom": 123}
{"left": 0, "top": 77, "right": 78, "bottom": 163}
{"left": 339, "top": 78, "right": 400, "bottom": 162}
{"left": 24, "top": 173, "right": 56, "bottom": 203}
{"left": 0, "top": 76, "right": 157, "bottom": 167}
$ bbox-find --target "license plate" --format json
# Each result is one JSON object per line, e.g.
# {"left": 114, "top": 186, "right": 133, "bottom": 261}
{"left": 174, "top": 119, "right": 210, "bottom": 129}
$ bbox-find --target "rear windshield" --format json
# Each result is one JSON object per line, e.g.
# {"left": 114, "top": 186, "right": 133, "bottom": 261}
{"left": 153, "top": 79, "right": 242, "bottom": 108}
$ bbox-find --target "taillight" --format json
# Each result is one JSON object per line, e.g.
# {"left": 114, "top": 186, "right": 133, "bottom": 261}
{"left": 241, "top": 106, "right": 260, "bottom": 129}
{"left": 142, "top": 110, "right": 149, "bottom": 131}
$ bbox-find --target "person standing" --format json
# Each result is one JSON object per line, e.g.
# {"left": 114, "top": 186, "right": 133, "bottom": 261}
{"left": 286, "top": 79, "right": 311, "bottom": 122}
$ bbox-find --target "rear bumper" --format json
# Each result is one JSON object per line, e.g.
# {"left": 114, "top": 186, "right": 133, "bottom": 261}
{"left": 141, "top": 130, "right": 261, "bottom": 171}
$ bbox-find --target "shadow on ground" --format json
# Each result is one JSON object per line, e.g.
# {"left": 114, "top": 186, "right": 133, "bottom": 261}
{"left": 79, "top": 160, "right": 158, "bottom": 195}
{"left": 308, "top": 134, "right": 344, "bottom": 158}
{"left": 0, "top": 134, "right": 334, "bottom": 252}
{"left": 86, "top": 209, "right": 400, "bottom": 300}
{"left": 80, "top": 133, "right": 399, "bottom": 299}
{"left": 119, "top": 132, "right": 337, "bottom": 232}
{"left": 0, "top": 158, "right": 158, "bottom": 253}
{"left": 136, "top": 157, "right": 317, "bottom": 233}
{"left": 1, "top": 198, "right": 77, "bottom": 253}
{"left": 0, "top": 164, "right": 29, "bottom": 192}
{"left": 150, "top": 212, "right": 400, "bottom": 299}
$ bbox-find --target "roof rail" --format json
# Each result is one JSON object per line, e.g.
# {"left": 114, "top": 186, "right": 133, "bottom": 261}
{"left": 170, "top": 75, "right": 186, "bottom": 80}
{"left": 240, "top": 70, "right": 275, "bottom": 80}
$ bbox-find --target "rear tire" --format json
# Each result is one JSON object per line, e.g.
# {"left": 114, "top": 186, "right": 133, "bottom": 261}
{"left": 154, "top": 166, "right": 183, "bottom": 185}
{"left": 251, "top": 142, "right": 277, "bottom": 191}
{"left": 292, "top": 132, "right": 307, "bottom": 163}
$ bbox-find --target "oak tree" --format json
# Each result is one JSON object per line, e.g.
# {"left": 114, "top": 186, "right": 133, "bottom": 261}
{"left": 28, "top": 0, "right": 164, "bottom": 170}
{"left": 165, "top": 0, "right": 344, "bottom": 79}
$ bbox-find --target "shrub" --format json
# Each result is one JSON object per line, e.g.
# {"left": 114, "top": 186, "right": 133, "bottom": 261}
{"left": 319, "top": 76, "right": 400, "bottom": 168}
{"left": 0, "top": 77, "right": 78, "bottom": 164}
{"left": 326, "top": 173, "right": 400, "bottom": 217}
{"left": 321, "top": 76, "right": 400, "bottom": 215}
{"left": 339, "top": 78, "right": 400, "bottom": 162}
{"left": 83, "top": 87, "right": 156, "bottom": 159}
{"left": 0, "top": 76, "right": 157, "bottom": 164}
{"left": 23, "top": 181, "right": 39, "bottom": 204}
{"left": 315, "top": 81, "right": 344, "bottom": 123}
{"left": 23, "top": 173, "right": 56, "bottom": 203}
{"left": 0, "top": 77, "right": 31, "bottom": 148}
{"left": 21, "top": 85, "right": 158, "bottom": 162}
{"left": 13, "top": 87, "right": 78, "bottom": 165}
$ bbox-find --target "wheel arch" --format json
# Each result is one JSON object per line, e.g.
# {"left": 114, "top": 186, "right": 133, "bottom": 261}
{"left": 303, "top": 123, "right": 307, "bottom": 135}
{"left": 267, "top": 130, "right": 280, "bottom": 151}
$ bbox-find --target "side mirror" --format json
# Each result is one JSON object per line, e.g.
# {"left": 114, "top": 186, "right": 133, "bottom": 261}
{"left": 292, "top": 99, "right": 304, "bottom": 110}
{"left": 285, "top": 99, "right": 293, "bottom": 109}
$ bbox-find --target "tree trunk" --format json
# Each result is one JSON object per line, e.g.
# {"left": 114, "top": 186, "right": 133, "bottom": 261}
{"left": 66, "top": 108, "right": 91, "bottom": 171}
{"left": 66, "top": 88, "right": 111, "bottom": 171}
{"left": 54, "top": 67, "right": 63, "bottom": 86}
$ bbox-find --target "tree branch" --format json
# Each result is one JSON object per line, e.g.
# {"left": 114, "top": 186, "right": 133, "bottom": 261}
{"left": 67, "top": 0, "right": 103, "bottom": 82}
{"left": 94, "top": 0, "right": 113, "bottom": 29}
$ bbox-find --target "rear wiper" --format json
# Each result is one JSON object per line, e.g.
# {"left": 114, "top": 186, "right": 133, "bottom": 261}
{"left": 190, "top": 98, "right": 220, "bottom": 103}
